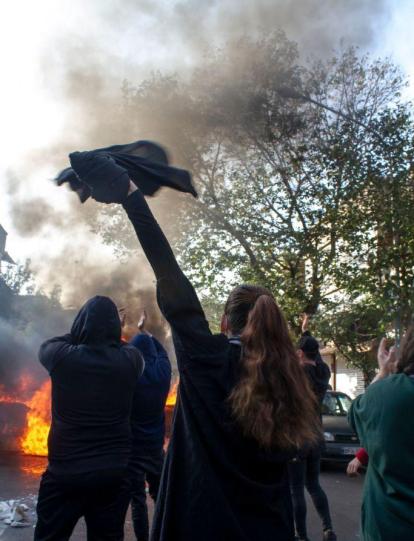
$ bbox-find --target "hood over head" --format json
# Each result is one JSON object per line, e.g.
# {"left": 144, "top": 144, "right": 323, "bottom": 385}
{"left": 299, "top": 335, "right": 320, "bottom": 361}
{"left": 71, "top": 296, "right": 121, "bottom": 345}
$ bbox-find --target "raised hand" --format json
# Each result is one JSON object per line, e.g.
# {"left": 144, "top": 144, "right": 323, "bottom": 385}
{"left": 377, "top": 338, "right": 397, "bottom": 375}
{"left": 301, "top": 313, "right": 310, "bottom": 334}
{"left": 118, "top": 307, "right": 127, "bottom": 329}
{"left": 137, "top": 310, "right": 148, "bottom": 332}
{"left": 371, "top": 338, "right": 397, "bottom": 383}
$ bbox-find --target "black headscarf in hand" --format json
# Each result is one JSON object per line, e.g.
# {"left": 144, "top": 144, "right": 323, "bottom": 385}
{"left": 56, "top": 140, "right": 197, "bottom": 202}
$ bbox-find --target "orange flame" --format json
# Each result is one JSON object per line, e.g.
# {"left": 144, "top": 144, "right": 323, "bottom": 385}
{"left": 166, "top": 379, "right": 179, "bottom": 407}
{"left": 20, "top": 380, "right": 51, "bottom": 457}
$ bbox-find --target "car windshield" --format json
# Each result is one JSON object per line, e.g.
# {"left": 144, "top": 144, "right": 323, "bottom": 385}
{"left": 322, "top": 393, "right": 353, "bottom": 416}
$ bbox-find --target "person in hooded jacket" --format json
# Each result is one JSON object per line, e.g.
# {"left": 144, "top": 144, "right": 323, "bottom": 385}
{"left": 34, "top": 296, "right": 144, "bottom": 541}
{"left": 288, "top": 314, "right": 336, "bottom": 541}
{"left": 128, "top": 311, "right": 172, "bottom": 541}
{"left": 62, "top": 151, "right": 322, "bottom": 541}
{"left": 349, "top": 335, "right": 414, "bottom": 541}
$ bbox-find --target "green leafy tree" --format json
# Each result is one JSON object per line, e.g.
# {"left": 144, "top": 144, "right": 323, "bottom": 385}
{"left": 2, "top": 259, "right": 35, "bottom": 295}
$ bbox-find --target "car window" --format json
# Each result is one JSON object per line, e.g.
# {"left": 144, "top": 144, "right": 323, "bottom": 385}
{"left": 322, "top": 393, "right": 352, "bottom": 416}
{"left": 337, "top": 393, "right": 352, "bottom": 413}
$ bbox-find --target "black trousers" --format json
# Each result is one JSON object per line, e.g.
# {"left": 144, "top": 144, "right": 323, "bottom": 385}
{"left": 288, "top": 447, "right": 333, "bottom": 538}
{"left": 128, "top": 448, "right": 164, "bottom": 541}
{"left": 34, "top": 467, "right": 129, "bottom": 541}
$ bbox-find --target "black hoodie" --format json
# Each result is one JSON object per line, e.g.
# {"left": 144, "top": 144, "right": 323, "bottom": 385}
{"left": 39, "top": 296, "right": 143, "bottom": 475}
{"left": 300, "top": 330, "right": 331, "bottom": 405}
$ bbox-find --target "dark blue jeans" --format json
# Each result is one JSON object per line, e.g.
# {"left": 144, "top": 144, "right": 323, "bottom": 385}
{"left": 288, "top": 447, "right": 333, "bottom": 538}
{"left": 128, "top": 448, "right": 165, "bottom": 541}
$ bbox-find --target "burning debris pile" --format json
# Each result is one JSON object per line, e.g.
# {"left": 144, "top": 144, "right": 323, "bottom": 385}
{"left": 0, "top": 319, "right": 47, "bottom": 456}
{"left": 0, "top": 301, "right": 62, "bottom": 457}
{"left": 20, "top": 381, "right": 51, "bottom": 457}
{"left": 0, "top": 375, "right": 51, "bottom": 457}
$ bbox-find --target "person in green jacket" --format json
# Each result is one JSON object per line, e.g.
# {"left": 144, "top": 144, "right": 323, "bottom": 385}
{"left": 349, "top": 329, "right": 414, "bottom": 541}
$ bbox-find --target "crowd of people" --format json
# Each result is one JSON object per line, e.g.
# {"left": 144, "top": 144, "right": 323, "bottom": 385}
{"left": 34, "top": 146, "right": 414, "bottom": 541}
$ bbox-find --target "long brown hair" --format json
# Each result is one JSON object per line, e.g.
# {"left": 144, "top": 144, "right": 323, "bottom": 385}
{"left": 226, "top": 285, "right": 320, "bottom": 450}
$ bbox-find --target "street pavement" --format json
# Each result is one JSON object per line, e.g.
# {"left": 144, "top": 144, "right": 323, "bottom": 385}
{"left": 0, "top": 452, "right": 363, "bottom": 540}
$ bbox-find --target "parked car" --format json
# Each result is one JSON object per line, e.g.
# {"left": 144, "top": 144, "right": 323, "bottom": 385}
{"left": 322, "top": 390, "right": 360, "bottom": 461}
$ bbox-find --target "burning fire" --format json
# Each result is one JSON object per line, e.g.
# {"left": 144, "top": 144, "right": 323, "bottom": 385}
{"left": 20, "top": 380, "right": 51, "bottom": 457}
{"left": 0, "top": 377, "right": 51, "bottom": 457}
{"left": 166, "top": 379, "right": 178, "bottom": 407}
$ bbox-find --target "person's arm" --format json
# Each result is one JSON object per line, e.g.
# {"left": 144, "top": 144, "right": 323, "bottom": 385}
{"left": 151, "top": 336, "right": 169, "bottom": 360}
{"left": 151, "top": 337, "right": 172, "bottom": 381}
{"left": 122, "top": 343, "right": 145, "bottom": 377}
{"left": 356, "top": 448, "right": 369, "bottom": 466}
{"left": 300, "top": 313, "right": 325, "bottom": 364}
{"left": 39, "top": 334, "right": 74, "bottom": 374}
{"left": 122, "top": 186, "right": 213, "bottom": 353}
{"left": 301, "top": 313, "right": 310, "bottom": 335}
{"left": 347, "top": 448, "right": 369, "bottom": 477}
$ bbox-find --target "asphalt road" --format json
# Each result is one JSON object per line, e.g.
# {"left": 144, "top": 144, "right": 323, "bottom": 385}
{"left": 0, "top": 453, "right": 363, "bottom": 541}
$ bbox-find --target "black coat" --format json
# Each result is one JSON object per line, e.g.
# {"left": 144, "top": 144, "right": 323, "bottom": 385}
{"left": 124, "top": 191, "right": 295, "bottom": 541}
{"left": 39, "top": 296, "right": 143, "bottom": 475}
{"left": 301, "top": 331, "right": 331, "bottom": 406}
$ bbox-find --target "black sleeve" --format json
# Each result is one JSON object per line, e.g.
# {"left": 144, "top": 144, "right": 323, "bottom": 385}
{"left": 151, "top": 337, "right": 170, "bottom": 365}
{"left": 151, "top": 337, "right": 172, "bottom": 381}
{"left": 39, "top": 334, "right": 74, "bottom": 374}
{"left": 123, "top": 190, "right": 213, "bottom": 356}
{"left": 122, "top": 343, "right": 145, "bottom": 377}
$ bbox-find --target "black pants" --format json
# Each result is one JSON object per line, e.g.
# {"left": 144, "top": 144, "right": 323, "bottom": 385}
{"left": 288, "top": 447, "right": 333, "bottom": 538}
{"left": 34, "top": 467, "right": 129, "bottom": 541}
{"left": 128, "top": 448, "right": 164, "bottom": 541}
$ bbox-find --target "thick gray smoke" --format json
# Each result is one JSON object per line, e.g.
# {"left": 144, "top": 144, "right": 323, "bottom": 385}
{"left": 7, "top": 0, "right": 390, "bottom": 292}
{"left": 10, "top": 198, "right": 64, "bottom": 237}
{"left": 147, "top": 0, "right": 389, "bottom": 57}
{"left": 0, "top": 302, "right": 74, "bottom": 400}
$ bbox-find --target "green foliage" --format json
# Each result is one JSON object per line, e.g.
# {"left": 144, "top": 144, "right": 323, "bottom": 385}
{"left": 315, "top": 301, "right": 387, "bottom": 384}
{"left": 2, "top": 260, "right": 35, "bottom": 295}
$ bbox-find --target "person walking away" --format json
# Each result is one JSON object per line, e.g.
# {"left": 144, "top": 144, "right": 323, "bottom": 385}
{"left": 349, "top": 334, "right": 414, "bottom": 540}
{"left": 34, "top": 296, "right": 144, "bottom": 541}
{"left": 128, "top": 311, "right": 172, "bottom": 541}
{"left": 288, "top": 314, "right": 337, "bottom": 541}
{"left": 64, "top": 149, "right": 322, "bottom": 541}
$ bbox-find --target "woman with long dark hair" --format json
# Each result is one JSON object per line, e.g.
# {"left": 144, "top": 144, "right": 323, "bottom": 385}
{"left": 67, "top": 152, "right": 321, "bottom": 541}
